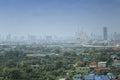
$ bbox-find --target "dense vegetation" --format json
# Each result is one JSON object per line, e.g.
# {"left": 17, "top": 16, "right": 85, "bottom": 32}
{"left": 0, "top": 45, "right": 120, "bottom": 80}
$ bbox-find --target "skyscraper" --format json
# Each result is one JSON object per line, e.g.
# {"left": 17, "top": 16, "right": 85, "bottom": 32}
{"left": 6, "top": 34, "right": 11, "bottom": 41}
{"left": 103, "top": 27, "right": 108, "bottom": 40}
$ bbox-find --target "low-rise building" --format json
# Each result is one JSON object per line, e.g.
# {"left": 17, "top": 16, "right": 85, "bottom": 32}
{"left": 110, "top": 54, "right": 118, "bottom": 59}
{"left": 98, "top": 62, "right": 107, "bottom": 68}
{"left": 73, "top": 75, "right": 110, "bottom": 80}
{"left": 94, "top": 67, "right": 109, "bottom": 72}
{"left": 89, "top": 61, "right": 97, "bottom": 68}
{"left": 112, "top": 60, "right": 120, "bottom": 68}
{"left": 107, "top": 73, "right": 115, "bottom": 79}
{"left": 74, "top": 61, "right": 84, "bottom": 67}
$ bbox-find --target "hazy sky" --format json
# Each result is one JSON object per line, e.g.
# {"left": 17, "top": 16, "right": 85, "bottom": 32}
{"left": 0, "top": 0, "right": 120, "bottom": 37}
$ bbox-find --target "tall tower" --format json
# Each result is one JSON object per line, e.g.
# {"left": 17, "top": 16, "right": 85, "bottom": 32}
{"left": 6, "top": 34, "right": 11, "bottom": 41}
{"left": 103, "top": 27, "right": 108, "bottom": 40}
{"left": 76, "top": 28, "right": 87, "bottom": 44}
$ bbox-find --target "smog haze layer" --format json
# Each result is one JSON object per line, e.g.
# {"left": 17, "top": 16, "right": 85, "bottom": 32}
{"left": 0, "top": 0, "right": 120, "bottom": 37}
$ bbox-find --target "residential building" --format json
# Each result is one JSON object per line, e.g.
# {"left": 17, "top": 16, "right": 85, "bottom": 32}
{"left": 89, "top": 61, "right": 97, "bottom": 68}
{"left": 112, "top": 60, "right": 120, "bottom": 68}
{"left": 98, "top": 62, "right": 107, "bottom": 68}
{"left": 74, "top": 61, "right": 84, "bottom": 67}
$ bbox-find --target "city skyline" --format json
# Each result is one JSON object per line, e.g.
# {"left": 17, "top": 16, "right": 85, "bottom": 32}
{"left": 0, "top": 0, "right": 120, "bottom": 37}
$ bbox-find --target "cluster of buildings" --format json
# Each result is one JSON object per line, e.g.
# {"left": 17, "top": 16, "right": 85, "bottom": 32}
{"left": 73, "top": 74, "right": 114, "bottom": 80}
{"left": 0, "top": 27, "right": 120, "bottom": 47}
{"left": 76, "top": 27, "right": 120, "bottom": 46}
{"left": 111, "top": 54, "right": 120, "bottom": 68}
{"left": 72, "top": 54, "right": 120, "bottom": 80}
{"left": 0, "top": 34, "right": 57, "bottom": 45}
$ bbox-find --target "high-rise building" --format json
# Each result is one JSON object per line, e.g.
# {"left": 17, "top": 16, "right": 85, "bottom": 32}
{"left": 103, "top": 27, "right": 108, "bottom": 40}
{"left": 6, "top": 34, "right": 11, "bottom": 41}
{"left": 45, "top": 36, "right": 52, "bottom": 43}
{"left": 28, "top": 35, "right": 37, "bottom": 42}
